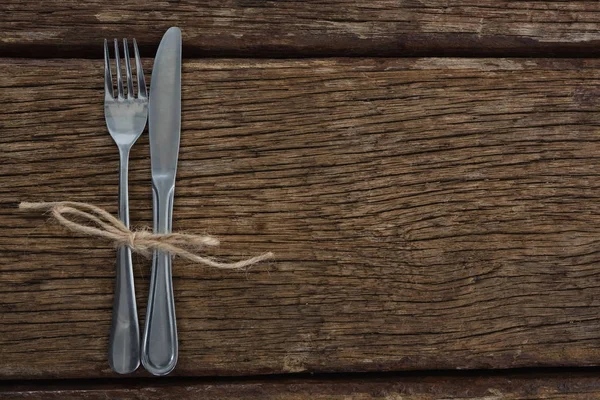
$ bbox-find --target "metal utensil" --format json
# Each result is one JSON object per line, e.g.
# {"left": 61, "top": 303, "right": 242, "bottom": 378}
{"left": 104, "top": 38, "right": 148, "bottom": 374}
{"left": 141, "top": 27, "right": 182, "bottom": 376}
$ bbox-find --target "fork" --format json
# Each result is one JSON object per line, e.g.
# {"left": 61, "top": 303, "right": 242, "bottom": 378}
{"left": 104, "top": 38, "right": 148, "bottom": 374}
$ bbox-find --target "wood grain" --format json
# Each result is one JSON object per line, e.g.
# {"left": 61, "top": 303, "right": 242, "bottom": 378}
{"left": 3, "top": 1, "right": 600, "bottom": 57}
{"left": 2, "top": 372, "right": 600, "bottom": 399}
{"left": 2, "top": 58, "right": 600, "bottom": 379}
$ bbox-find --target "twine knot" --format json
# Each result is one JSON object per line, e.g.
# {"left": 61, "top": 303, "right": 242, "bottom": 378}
{"left": 19, "top": 201, "right": 274, "bottom": 270}
{"left": 127, "top": 231, "right": 138, "bottom": 248}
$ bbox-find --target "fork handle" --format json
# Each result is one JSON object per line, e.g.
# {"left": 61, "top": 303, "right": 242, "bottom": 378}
{"left": 141, "top": 182, "right": 178, "bottom": 376}
{"left": 108, "top": 149, "right": 141, "bottom": 374}
{"left": 109, "top": 246, "right": 140, "bottom": 373}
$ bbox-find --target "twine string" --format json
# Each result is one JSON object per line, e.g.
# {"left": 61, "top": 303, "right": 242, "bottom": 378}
{"left": 19, "top": 201, "right": 273, "bottom": 270}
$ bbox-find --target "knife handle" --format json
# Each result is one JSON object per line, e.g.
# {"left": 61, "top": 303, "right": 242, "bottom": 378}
{"left": 141, "top": 182, "right": 178, "bottom": 376}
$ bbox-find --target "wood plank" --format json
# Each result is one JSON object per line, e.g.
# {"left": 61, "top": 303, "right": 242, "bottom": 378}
{"left": 2, "top": 58, "right": 600, "bottom": 379}
{"left": 2, "top": 372, "right": 600, "bottom": 399}
{"left": 3, "top": 1, "right": 600, "bottom": 57}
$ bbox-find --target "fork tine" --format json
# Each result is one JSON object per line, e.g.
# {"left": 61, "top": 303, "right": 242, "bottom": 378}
{"left": 133, "top": 39, "right": 147, "bottom": 99}
{"left": 123, "top": 39, "right": 134, "bottom": 99}
{"left": 104, "top": 39, "right": 114, "bottom": 99}
{"left": 114, "top": 39, "right": 124, "bottom": 99}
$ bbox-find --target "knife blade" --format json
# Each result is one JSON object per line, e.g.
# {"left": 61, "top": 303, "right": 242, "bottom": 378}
{"left": 141, "top": 26, "right": 182, "bottom": 376}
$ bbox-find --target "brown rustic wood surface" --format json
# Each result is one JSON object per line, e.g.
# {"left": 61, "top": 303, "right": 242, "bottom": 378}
{"left": 2, "top": 57, "right": 600, "bottom": 380}
{"left": 2, "top": 372, "right": 600, "bottom": 399}
{"left": 3, "top": 1, "right": 600, "bottom": 57}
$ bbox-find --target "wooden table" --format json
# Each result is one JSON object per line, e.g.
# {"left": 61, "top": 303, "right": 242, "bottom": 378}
{"left": 2, "top": 1, "right": 600, "bottom": 398}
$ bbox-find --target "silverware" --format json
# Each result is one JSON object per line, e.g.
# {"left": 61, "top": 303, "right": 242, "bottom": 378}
{"left": 141, "top": 27, "right": 182, "bottom": 376}
{"left": 104, "top": 38, "right": 148, "bottom": 374}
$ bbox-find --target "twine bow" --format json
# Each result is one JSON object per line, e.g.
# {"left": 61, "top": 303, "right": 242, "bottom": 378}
{"left": 19, "top": 201, "right": 273, "bottom": 270}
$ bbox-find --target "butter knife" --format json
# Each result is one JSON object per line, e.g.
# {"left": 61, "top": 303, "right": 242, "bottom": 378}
{"left": 141, "top": 27, "right": 182, "bottom": 376}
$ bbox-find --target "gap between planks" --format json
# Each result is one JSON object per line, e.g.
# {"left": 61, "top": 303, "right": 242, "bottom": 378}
{"left": 2, "top": 368, "right": 600, "bottom": 399}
